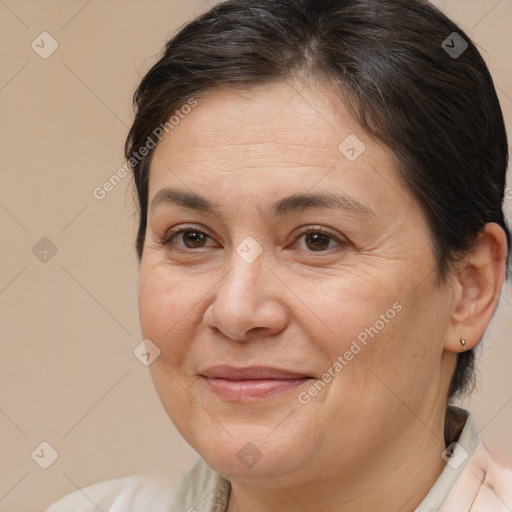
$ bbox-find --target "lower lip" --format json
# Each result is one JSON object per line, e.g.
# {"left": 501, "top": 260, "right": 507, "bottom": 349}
{"left": 202, "top": 377, "right": 311, "bottom": 400}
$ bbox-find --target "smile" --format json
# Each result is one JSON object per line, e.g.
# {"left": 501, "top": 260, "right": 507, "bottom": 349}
{"left": 200, "top": 365, "right": 313, "bottom": 400}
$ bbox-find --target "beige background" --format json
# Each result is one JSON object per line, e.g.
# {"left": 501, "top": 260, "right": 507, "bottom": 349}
{"left": 0, "top": 1, "right": 511, "bottom": 511}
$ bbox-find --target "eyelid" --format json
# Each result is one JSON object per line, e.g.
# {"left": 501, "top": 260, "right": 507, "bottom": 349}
{"left": 293, "top": 224, "right": 343, "bottom": 241}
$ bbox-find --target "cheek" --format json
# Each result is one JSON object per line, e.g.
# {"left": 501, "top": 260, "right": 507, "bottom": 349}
{"left": 332, "top": 282, "right": 447, "bottom": 414}
{"left": 137, "top": 262, "right": 201, "bottom": 364}
{"left": 293, "top": 267, "right": 404, "bottom": 355}
{"left": 300, "top": 265, "right": 439, "bottom": 394}
{"left": 137, "top": 265, "right": 205, "bottom": 430}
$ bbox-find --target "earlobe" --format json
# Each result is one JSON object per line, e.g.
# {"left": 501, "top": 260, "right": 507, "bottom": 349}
{"left": 444, "top": 222, "right": 508, "bottom": 354}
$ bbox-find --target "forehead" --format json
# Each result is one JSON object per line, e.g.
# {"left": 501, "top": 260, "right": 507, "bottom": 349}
{"left": 153, "top": 80, "right": 375, "bottom": 158}
{"left": 148, "top": 81, "right": 413, "bottom": 217}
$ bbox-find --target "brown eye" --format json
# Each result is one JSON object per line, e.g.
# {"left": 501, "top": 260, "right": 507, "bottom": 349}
{"left": 179, "top": 230, "right": 209, "bottom": 248}
{"left": 293, "top": 227, "right": 345, "bottom": 253}
{"left": 161, "top": 226, "right": 215, "bottom": 250}
{"left": 303, "top": 232, "right": 333, "bottom": 251}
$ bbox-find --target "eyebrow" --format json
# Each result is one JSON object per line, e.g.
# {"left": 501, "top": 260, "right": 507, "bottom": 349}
{"left": 149, "top": 187, "right": 377, "bottom": 219}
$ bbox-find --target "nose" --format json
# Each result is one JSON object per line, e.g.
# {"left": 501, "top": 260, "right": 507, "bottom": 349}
{"left": 203, "top": 256, "right": 288, "bottom": 342}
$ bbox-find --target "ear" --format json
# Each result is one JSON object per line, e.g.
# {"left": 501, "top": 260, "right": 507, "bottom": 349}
{"left": 444, "top": 222, "right": 508, "bottom": 353}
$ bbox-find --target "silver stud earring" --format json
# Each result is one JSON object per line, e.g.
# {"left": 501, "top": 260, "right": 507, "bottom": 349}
{"left": 460, "top": 338, "right": 467, "bottom": 347}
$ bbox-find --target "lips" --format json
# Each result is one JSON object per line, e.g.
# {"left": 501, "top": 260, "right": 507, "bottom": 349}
{"left": 201, "top": 365, "right": 311, "bottom": 380}
{"left": 200, "top": 365, "right": 313, "bottom": 400}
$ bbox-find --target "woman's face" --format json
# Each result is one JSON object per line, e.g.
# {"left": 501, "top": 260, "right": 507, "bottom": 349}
{"left": 138, "top": 80, "right": 456, "bottom": 484}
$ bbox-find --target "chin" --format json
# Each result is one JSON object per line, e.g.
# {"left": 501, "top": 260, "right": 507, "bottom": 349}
{"left": 200, "top": 443, "right": 293, "bottom": 481}
{"left": 184, "top": 423, "right": 315, "bottom": 482}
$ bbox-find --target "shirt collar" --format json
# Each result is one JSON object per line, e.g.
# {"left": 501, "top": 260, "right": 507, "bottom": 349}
{"left": 415, "top": 406, "right": 481, "bottom": 511}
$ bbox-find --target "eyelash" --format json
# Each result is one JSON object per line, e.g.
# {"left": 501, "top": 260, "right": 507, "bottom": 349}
{"left": 158, "top": 223, "right": 346, "bottom": 253}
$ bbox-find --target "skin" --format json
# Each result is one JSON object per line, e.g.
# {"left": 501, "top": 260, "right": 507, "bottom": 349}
{"left": 137, "top": 80, "right": 507, "bottom": 512}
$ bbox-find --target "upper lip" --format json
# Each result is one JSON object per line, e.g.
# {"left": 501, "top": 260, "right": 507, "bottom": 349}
{"left": 201, "top": 365, "right": 311, "bottom": 380}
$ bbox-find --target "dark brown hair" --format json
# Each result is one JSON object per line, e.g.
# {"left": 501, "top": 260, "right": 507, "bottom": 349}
{"left": 125, "top": 0, "right": 510, "bottom": 403}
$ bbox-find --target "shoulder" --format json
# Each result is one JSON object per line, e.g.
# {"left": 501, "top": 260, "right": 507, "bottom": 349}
{"left": 45, "top": 476, "right": 137, "bottom": 512}
{"left": 108, "top": 458, "right": 230, "bottom": 511}
{"left": 478, "top": 446, "right": 512, "bottom": 508}
{"left": 45, "top": 459, "right": 230, "bottom": 512}
{"left": 440, "top": 443, "right": 512, "bottom": 511}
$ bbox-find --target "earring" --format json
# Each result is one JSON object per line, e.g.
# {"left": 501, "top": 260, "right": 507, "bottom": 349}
{"left": 460, "top": 338, "right": 467, "bottom": 347}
